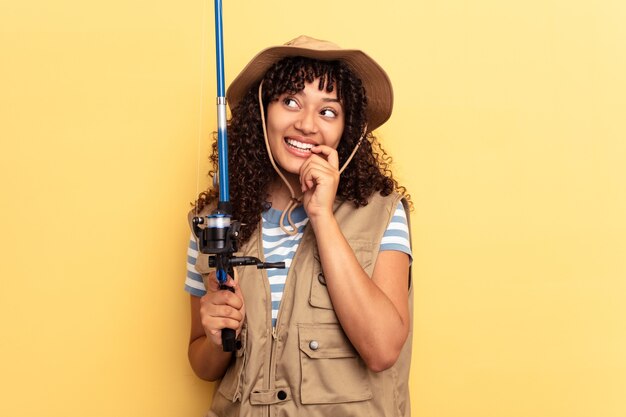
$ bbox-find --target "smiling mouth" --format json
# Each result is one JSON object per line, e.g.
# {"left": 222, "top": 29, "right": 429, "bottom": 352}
{"left": 285, "top": 138, "right": 315, "bottom": 152}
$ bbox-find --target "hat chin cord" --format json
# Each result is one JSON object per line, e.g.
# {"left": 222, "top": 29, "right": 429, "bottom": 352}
{"left": 257, "top": 81, "right": 367, "bottom": 235}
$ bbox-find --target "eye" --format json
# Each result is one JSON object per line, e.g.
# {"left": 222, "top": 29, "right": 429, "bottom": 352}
{"left": 283, "top": 97, "right": 299, "bottom": 108}
{"left": 320, "top": 108, "right": 338, "bottom": 118}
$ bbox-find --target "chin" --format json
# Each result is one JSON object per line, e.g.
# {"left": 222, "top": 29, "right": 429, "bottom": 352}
{"left": 276, "top": 158, "right": 305, "bottom": 176}
{"left": 282, "top": 164, "right": 303, "bottom": 176}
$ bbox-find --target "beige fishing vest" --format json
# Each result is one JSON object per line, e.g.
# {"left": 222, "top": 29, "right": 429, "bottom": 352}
{"left": 194, "top": 192, "right": 413, "bottom": 417}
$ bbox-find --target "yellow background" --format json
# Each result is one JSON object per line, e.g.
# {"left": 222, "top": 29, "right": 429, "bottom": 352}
{"left": 1, "top": 0, "right": 625, "bottom": 416}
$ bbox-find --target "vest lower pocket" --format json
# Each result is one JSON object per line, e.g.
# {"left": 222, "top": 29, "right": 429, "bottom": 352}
{"left": 297, "top": 323, "right": 373, "bottom": 404}
{"left": 217, "top": 325, "right": 247, "bottom": 402}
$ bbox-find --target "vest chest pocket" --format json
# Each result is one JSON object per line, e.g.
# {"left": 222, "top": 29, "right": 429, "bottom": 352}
{"left": 217, "top": 324, "right": 247, "bottom": 402}
{"left": 297, "top": 323, "right": 372, "bottom": 405}
{"left": 309, "top": 240, "right": 374, "bottom": 310}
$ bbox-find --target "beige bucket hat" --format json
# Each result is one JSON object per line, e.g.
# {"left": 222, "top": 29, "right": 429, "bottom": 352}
{"left": 226, "top": 35, "right": 394, "bottom": 131}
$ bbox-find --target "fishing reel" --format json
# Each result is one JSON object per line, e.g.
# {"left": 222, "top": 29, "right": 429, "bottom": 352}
{"left": 192, "top": 202, "right": 284, "bottom": 352}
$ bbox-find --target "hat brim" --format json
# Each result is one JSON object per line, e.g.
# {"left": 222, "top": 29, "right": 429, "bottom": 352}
{"left": 226, "top": 45, "right": 393, "bottom": 131}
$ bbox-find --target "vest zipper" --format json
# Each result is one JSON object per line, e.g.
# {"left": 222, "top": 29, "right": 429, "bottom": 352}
{"left": 258, "top": 226, "right": 274, "bottom": 417}
{"left": 266, "top": 225, "right": 311, "bottom": 411}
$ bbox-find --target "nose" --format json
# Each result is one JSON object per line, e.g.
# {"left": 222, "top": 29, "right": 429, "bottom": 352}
{"left": 294, "top": 108, "right": 318, "bottom": 134}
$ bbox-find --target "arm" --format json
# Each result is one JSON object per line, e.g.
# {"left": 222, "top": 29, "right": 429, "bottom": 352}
{"left": 188, "top": 273, "right": 245, "bottom": 381}
{"left": 310, "top": 216, "right": 410, "bottom": 372}
{"left": 300, "top": 146, "right": 410, "bottom": 372}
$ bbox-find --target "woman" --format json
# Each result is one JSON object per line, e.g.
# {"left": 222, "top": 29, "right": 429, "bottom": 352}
{"left": 185, "top": 35, "right": 413, "bottom": 417}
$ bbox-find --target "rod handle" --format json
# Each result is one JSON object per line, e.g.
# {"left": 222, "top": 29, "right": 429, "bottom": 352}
{"left": 219, "top": 283, "right": 237, "bottom": 352}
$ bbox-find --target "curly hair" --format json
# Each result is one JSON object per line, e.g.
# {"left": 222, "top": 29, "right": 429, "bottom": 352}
{"left": 196, "top": 57, "right": 409, "bottom": 244}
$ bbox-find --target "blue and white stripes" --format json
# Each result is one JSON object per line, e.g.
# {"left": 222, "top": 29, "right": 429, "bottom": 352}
{"left": 261, "top": 205, "right": 309, "bottom": 326}
{"left": 379, "top": 203, "right": 411, "bottom": 253}
{"left": 184, "top": 201, "right": 412, "bottom": 327}
{"left": 185, "top": 238, "right": 205, "bottom": 297}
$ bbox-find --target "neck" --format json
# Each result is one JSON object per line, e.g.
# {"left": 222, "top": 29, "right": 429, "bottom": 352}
{"left": 267, "top": 175, "right": 302, "bottom": 212}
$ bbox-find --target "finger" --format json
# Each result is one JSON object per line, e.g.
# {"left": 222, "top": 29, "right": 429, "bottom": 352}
{"left": 201, "top": 303, "right": 243, "bottom": 330}
{"left": 220, "top": 276, "right": 243, "bottom": 311}
{"left": 228, "top": 268, "right": 240, "bottom": 288}
{"left": 217, "top": 287, "right": 244, "bottom": 310}
{"left": 221, "top": 274, "right": 236, "bottom": 289}
{"left": 211, "top": 304, "right": 244, "bottom": 322}
{"left": 203, "top": 316, "right": 243, "bottom": 344}
{"left": 311, "top": 145, "right": 339, "bottom": 169}
{"left": 204, "top": 271, "right": 220, "bottom": 292}
{"left": 200, "top": 287, "right": 243, "bottom": 311}
{"left": 303, "top": 167, "right": 317, "bottom": 192}
{"left": 300, "top": 165, "right": 318, "bottom": 192}
{"left": 300, "top": 152, "right": 332, "bottom": 176}
{"left": 299, "top": 156, "right": 334, "bottom": 192}
{"left": 300, "top": 161, "right": 337, "bottom": 192}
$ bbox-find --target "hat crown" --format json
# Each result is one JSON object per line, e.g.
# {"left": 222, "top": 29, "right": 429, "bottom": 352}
{"left": 284, "top": 35, "right": 341, "bottom": 51}
{"left": 227, "top": 35, "right": 393, "bottom": 131}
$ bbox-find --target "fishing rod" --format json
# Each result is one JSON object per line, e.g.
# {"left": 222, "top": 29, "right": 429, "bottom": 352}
{"left": 192, "top": 0, "right": 284, "bottom": 352}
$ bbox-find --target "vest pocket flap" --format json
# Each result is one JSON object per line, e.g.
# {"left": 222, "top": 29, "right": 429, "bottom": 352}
{"left": 298, "top": 324, "right": 357, "bottom": 359}
{"left": 297, "top": 323, "right": 372, "bottom": 405}
{"left": 308, "top": 239, "right": 373, "bottom": 311}
{"left": 309, "top": 272, "right": 334, "bottom": 310}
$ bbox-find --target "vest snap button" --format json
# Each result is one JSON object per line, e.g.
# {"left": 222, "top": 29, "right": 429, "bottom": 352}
{"left": 309, "top": 340, "right": 319, "bottom": 351}
{"left": 317, "top": 273, "right": 326, "bottom": 285}
{"left": 277, "top": 390, "right": 287, "bottom": 400}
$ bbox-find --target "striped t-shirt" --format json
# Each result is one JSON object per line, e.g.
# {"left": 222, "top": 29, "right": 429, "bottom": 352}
{"left": 185, "top": 202, "right": 411, "bottom": 326}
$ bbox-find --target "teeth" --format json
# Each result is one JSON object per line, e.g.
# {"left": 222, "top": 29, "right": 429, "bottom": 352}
{"left": 286, "top": 138, "right": 314, "bottom": 151}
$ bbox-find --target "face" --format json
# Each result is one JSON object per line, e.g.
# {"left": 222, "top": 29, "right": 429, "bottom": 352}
{"left": 265, "top": 79, "right": 345, "bottom": 175}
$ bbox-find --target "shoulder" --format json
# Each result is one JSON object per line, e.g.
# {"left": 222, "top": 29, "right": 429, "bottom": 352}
{"left": 368, "top": 191, "right": 405, "bottom": 210}
{"left": 333, "top": 191, "right": 406, "bottom": 238}
{"left": 335, "top": 191, "right": 405, "bottom": 219}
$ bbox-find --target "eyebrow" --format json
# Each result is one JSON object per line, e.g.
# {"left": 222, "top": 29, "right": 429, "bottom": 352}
{"left": 295, "top": 90, "right": 341, "bottom": 103}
